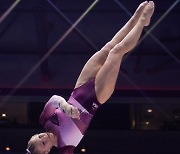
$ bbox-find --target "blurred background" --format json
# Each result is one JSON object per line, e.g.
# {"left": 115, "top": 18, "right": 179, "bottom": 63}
{"left": 0, "top": 0, "right": 180, "bottom": 153}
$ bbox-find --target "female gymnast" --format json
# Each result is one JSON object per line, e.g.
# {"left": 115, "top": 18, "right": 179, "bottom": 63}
{"left": 27, "top": 1, "right": 155, "bottom": 154}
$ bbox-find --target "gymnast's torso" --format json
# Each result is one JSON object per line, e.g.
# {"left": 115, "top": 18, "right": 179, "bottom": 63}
{"left": 39, "top": 79, "right": 101, "bottom": 152}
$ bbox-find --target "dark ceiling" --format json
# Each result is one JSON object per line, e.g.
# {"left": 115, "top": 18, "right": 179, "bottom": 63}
{"left": 0, "top": 0, "right": 179, "bottom": 54}
{"left": 0, "top": 0, "right": 180, "bottom": 93}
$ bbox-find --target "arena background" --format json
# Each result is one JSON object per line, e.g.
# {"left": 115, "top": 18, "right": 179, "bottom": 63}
{"left": 0, "top": 0, "right": 180, "bottom": 153}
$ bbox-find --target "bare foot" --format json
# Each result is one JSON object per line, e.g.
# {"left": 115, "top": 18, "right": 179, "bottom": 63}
{"left": 140, "top": 1, "right": 155, "bottom": 26}
{"left": 134, "top": 1, "right": 148, "bottom": 19}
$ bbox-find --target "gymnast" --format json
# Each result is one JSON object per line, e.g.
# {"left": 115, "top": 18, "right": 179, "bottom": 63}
{"left": 27, "top": 1, "right": 155, "bottom": 154}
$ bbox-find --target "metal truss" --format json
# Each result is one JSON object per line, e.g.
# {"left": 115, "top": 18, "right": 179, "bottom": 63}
{"left": 0, "top": 0, "right": 99, "bottom": 107}
{"left": 0, "top": 0, "right": 179, "bottom": 124}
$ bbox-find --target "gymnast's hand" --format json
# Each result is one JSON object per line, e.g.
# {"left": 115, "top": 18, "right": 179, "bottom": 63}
{"left": 65, "top": 104, "right": 80, "bottom": 119}
{"left": 52, "top": 95, "right": 80, "bottom": 119}
{"left": 59, "top": 101, "right": 80, "bottom": 119}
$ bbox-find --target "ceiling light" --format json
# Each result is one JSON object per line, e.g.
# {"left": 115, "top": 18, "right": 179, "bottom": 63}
{"left": 2, "top": 113, "right": 6, "bottom": 117}
{"left": 147, "top": 109, "right": 152, "bottom": 113}
{"left": 5, "top": 146, "right": 11, "bottom": 151}
{"left": 81, "top": 148, "right": 86, "bottom": 152}
{"left": 145, "top": 121, "right": 150, "bottom": 125}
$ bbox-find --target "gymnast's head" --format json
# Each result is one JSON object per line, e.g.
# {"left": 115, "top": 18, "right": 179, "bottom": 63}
{"left": 27, "top": 132, "right": 57, "bottom": 154}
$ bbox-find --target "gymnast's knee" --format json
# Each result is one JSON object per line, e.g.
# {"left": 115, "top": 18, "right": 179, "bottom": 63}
{"left": 110, "top": 43, "right": 127, "bottom": 55}
{"left": 101, "top": 41, "right": 115, "bottom": 53}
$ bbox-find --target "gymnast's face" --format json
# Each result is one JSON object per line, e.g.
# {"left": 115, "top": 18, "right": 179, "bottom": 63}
{"left": 31, "top": 132, "right": 54, "bottom": 154}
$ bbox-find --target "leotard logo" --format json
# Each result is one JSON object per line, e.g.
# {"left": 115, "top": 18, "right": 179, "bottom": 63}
{"left": 92, "top": 102, "right": 98, "bottom": 110}
{"left": 50, "top": 113, "right": 59, "bottom": 126}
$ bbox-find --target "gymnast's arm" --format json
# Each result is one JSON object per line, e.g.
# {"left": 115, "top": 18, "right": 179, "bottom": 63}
{"left": 40, "top": 95, "right": 80, "bottom": 124}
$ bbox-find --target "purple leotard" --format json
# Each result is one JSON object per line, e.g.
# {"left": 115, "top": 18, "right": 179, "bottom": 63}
{"left": 39, "top": 79, "right": 101, "bottom": 153}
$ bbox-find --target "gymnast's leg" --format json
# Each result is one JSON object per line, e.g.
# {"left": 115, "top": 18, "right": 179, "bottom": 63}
{"left": 75, "top": 1, "right": 148, "bottom": 88}
{"left": 110, "top": 1, "right": 148, "bottom": 45}
{"left": 95, "top": 1, "right": 155, "bottom": 103}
